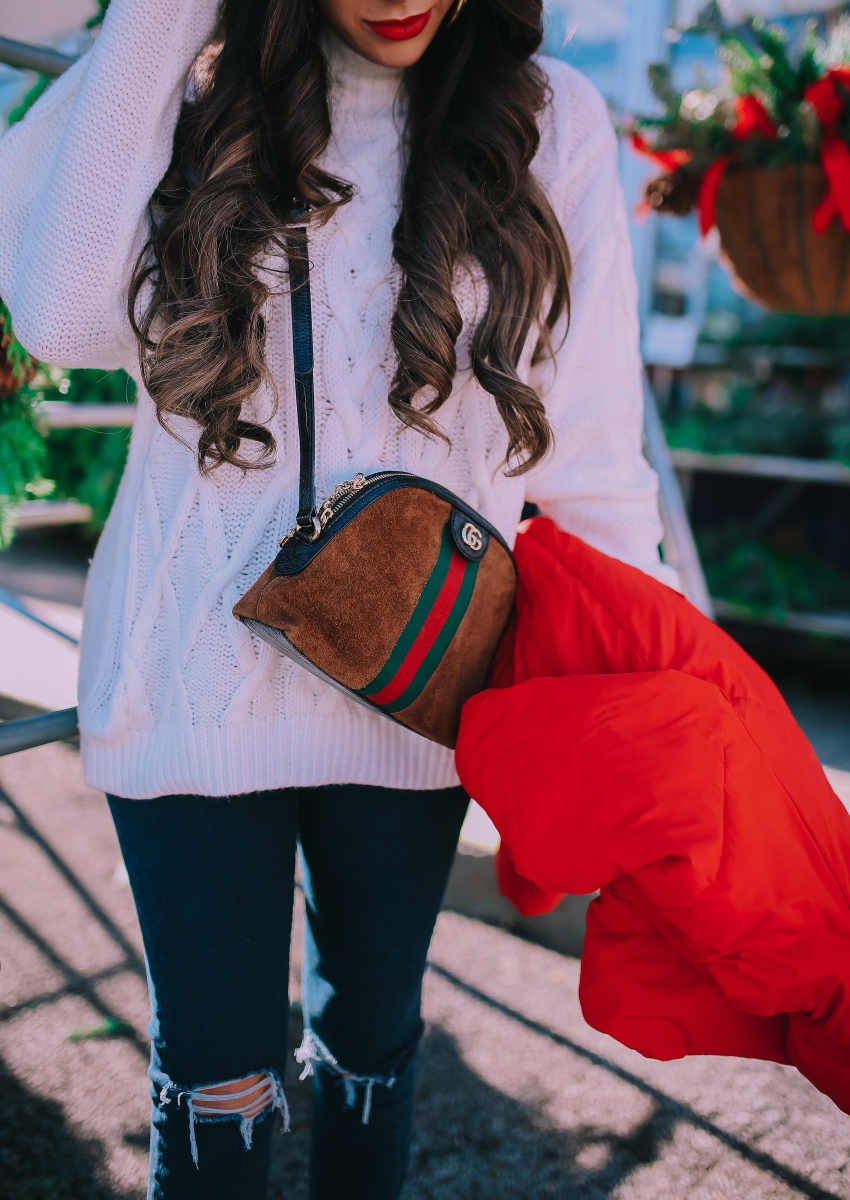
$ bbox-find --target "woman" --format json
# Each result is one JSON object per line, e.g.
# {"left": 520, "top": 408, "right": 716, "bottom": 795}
{"left": 0, "top": 0, "right": 678, "bottom": 1193}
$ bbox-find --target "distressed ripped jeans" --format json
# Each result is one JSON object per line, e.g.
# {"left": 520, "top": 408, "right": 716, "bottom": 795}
{"left": 108, "top": 783, "right": 468, "bottom": 1200}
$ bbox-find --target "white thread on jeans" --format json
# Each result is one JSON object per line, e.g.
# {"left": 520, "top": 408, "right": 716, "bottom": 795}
{"left": 294, "top": 1028, "right": 395, "bottom": 1126}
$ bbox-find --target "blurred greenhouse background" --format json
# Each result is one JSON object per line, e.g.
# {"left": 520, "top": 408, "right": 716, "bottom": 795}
{"left": 541, "top": 0, "right": 850, "bottom": 669}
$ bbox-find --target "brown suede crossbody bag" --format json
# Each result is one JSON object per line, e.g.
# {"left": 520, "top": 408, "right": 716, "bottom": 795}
{"left": 233, "top": 223, "right": 517, "bottom": 748}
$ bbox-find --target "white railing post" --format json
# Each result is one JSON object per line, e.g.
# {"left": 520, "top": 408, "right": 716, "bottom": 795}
{"left": 643, "top": 374, "right": 715, "bottom": 619}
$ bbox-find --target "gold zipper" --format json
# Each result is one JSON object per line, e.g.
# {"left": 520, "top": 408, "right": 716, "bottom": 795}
{"left": 315, "top": 472, "right": 368, "bottom": 527}
{"left": 278, "top": 470, "right": 407, "bottom": 548}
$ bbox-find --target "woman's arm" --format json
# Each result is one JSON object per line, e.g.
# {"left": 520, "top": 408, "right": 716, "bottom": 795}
{"left": 525, "top": 63, "right": 680, "bottom": 590}
{"left": 0, "top": 0, "right": 220, "bottom": 368}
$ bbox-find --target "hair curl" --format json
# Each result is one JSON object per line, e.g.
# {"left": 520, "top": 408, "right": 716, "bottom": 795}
{"left": 128, "top": 0, "right": 570, "bottom": 475}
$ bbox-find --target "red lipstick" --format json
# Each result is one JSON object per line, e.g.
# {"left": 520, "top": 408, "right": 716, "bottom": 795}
{"left": 364, "top": 10, "right": 431, "bottom": 39}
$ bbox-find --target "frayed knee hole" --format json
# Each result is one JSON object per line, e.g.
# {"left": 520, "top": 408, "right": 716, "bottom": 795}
{"left": 157, "top": 1068, "right": 290, "bottom": 1168}
{"left": 190, "top": 1072, "right": 275, "bottom": 1119}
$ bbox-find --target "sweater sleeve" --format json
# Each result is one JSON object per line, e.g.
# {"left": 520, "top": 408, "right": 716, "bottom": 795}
{"left": 0, "top": 0, "right": 220, "bottom": 369}
{"left": 524, "top": 62, "right": 680, "bottom": 591}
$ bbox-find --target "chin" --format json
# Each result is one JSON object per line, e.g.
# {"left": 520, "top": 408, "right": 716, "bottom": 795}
{"left": 370, "top": 43, "right": 429, "bottom": 66}
{"left": 353, "top": 33, "right": 435, "bottom": 68}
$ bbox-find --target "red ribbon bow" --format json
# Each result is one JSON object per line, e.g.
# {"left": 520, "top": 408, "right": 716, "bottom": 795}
{"left": 733, "top": 93, "right": 778, "bottom": 141}
{"left": 631, "top": 132, "right": 692, "bottom": 174}
{"left": 804, "top": 67, "right": 850, "bottom": 234}
{"left": 698, "top": 95, "right": 776, "bottom": 235}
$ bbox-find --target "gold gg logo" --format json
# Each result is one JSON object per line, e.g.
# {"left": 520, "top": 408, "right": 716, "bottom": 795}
{"left": 461, "top": 522, "right": 483, "bottom": 552}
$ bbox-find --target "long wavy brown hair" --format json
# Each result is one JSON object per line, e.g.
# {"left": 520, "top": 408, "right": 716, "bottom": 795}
{"left": 128, "top": 0, "right": 571, "bottom": 476}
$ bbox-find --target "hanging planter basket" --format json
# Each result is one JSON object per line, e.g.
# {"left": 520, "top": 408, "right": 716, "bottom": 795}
{"left": 714, "top": 162, "right": 850, "bottom": 315}
{"left": 626, "top": 8, "right": 850, "bottom": 321}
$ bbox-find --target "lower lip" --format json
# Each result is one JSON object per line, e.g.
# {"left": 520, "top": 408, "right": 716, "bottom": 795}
{"left": 364, "top": 10, "right": 432, "bottom": 39}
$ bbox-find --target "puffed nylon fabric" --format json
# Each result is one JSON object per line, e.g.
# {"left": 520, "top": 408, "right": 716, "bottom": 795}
{"left": 455, "top": 517, "right": 850, "bottom": 1114}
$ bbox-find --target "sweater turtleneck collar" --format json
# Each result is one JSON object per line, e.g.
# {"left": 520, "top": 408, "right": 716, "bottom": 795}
{"left": 321, "top": 25, "right": 404, "bottom": 130}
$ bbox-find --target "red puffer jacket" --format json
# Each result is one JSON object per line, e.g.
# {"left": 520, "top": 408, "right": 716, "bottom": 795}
{"left": 455, "top": 518, "right": 850, "bottom": 1114}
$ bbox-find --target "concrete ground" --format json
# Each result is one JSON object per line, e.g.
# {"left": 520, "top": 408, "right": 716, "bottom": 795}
{"left": 2, "top": 741, "right": 850, "bottom": 1200}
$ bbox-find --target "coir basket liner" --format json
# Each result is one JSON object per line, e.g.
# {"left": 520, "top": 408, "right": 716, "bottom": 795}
{"left": 715, "top": 162, "right": 850, "bottom": 315}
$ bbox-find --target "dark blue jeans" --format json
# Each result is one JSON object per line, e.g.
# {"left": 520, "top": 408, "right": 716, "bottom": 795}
{"left": 108, "top": 783, "right": 468, "bottom": 1200}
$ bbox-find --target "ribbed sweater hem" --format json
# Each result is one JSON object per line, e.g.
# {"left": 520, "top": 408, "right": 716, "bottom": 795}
{"left": 80, "top": 712, "right": 460, "bottom": 799}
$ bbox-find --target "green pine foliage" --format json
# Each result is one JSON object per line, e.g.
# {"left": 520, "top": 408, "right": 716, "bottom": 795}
{"left": 0, "top": 393, "right": 49, "bottom": 550}
{"left": 0, "top": 302, "right": 47, "bottom": 550}
{"left": 0, "top": 298, "right": 33, "bottom": 382}
{"left": 15, "top": 365, "right": 135, "bottom": 530}
{"left": 46, "top": 426, "right": 131, "bottom": 527}
{"left": 664, "top": 397, "right": 850, "bottom": 462}
{"left": 697, "top": 521, "right": 850, "bottom": 618}
{"left": 647, "top": 64, "right": 682, "bottom": 120}
{"left": 36, "top": 367, "right": 134, "bottom": 528}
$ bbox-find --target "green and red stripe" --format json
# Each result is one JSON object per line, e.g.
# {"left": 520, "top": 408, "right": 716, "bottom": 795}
{"left": 358, "top": 524, "right": 479, "bottom": 713}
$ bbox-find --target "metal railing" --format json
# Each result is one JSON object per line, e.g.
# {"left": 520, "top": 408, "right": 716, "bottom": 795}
{"left": 0, "top": 35, "right": 76, "bottom": 78}
{"left": 39, "top": 401, "right": 136, "bottom": 428}
{"left": 642, "top": 377, "right": 714, "bottom": 619}
{"left": 0, "top": 708, "right": 78, "bottom": 756}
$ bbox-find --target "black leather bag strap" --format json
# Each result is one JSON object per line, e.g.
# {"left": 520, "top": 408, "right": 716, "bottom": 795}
{"left": 286, "top": 220, "right": 319, "bottom": 541}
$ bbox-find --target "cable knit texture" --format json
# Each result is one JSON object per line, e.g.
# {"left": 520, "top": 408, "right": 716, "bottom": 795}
{"left": 0, "top": 0, "right": 678, "bottom": 798}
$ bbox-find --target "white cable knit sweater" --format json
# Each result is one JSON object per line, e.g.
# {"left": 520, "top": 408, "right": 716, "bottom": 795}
{"left": 0, "top": 0, "right": 678, "bottom": 799}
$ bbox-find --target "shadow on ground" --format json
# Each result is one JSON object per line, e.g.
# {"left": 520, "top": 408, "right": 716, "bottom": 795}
{"left": 0, "top": 1052, "right": 133, "bottom": 1200}
{"left": 268, "top": 1020, "right": 674, "bottom": 1200}
{"left": 405, "top": 1026, "right": 674, "bottom": 1200}
{"left": 266, "top": 1012, "right": 312, "bottom": 1200}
